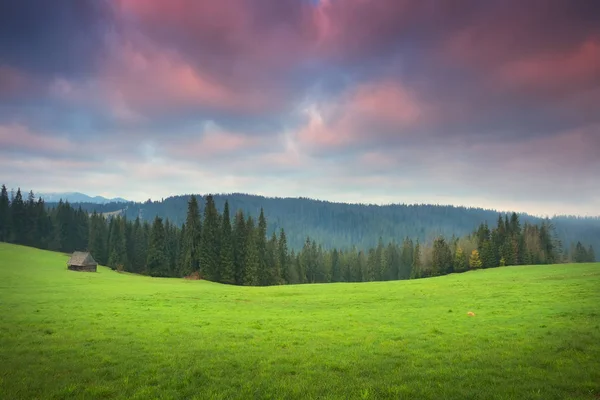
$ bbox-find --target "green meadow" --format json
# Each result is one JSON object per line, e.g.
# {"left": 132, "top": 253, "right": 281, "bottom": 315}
{"left": 1, "top": 242, "right": 599, "bottom": 399}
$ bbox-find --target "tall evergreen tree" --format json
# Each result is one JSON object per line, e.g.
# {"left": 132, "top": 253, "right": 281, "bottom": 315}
{"left": 200, "top": 195, "right": 220, "bottom": 281}
{"left": 219, "top": 201, "right": 235, "bottom": 284}
{"left": 267, "top": 232, "right": 281, "bottom": 285}
{"left": 108, "top": 217, "right": 128, "bottom": 270}
{"left": 131, "top": 217, "right": 147, "bottom": 273}
{"left": 330, "top": 248, "right": 341, "bottom": 282}
{"left": 278, "top": 229, "right": 289, "bottom": 284}
{"left": 181, "top": 195, "right": 202, "bottom": 276}
{"left": 432, "top": 237, "right": 453, "bottom": 275}
{"left": 256, "top": 208, "right": 269, "bottom": 285}
{"left": 88, "top": 212, "right": 108, "bottom": 265}
{"left": 10, "top": 188, "right": 25, "bottom": 244}
{"left": 0, "top": 185, "right": 9, "bottom": 242}
{"left": 399, "top": 237, "right": 414, "bottom": 279}
{"left": 232, "top": 210, "right": 247, "bottom": 285}
{"left": 243, "top": 216, "right": 259, "bottom": 285}
{"left": 146, "top": 216, "right": 169, "bottom": 277}
{"left": 411, "top": 240, "right": 421, "bottom": 277}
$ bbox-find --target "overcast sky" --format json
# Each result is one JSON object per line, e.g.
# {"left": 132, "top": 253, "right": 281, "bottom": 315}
{"left": 1, "top": 0, "right": 599, "bottom": 216}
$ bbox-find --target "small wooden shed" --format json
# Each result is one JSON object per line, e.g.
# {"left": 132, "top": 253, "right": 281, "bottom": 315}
{"left": 67, "top": 251, "right": 98, "bottom": 272}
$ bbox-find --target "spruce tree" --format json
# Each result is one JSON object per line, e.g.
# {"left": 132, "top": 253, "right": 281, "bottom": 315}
{"left": 131, "top": 217, "right": 147, "bottom": 273}
{"left": 88, "top": 212, "right": 108, "bottom": 265}
{"left": 0, "top": 185, "right": 9, "bottom": 242}
{"left": 400, "top": 237, "right": 414, "bottom": 279}
{"left": 10, "top": 188, "right": 25, "bottom": 244}
{"left": 331, "top": 248, "right": 341, "bottom": 282}
{"left": 588, "top": 245, "right": 596, "bottom": 262}
{"left": 278, "top": 229, "right": 289, "bottom": 284}
{"left": 243, "top": 216, "right": 259, "bottom": 285}
{"left": 267, "top": 232, "right": 281, "bottom": 285}
{"left": 200, "top": 195, "right": 220, "bottom": 281}
{"left": 146, "top": 216, "right": 169, "bottom": 277}
{"left": 256, "top": 208, "right": 269, "bottom": 285}
{"left": 108, "top": 217, "right": 128, "bottom": 270}
{"left": 219, "top": 201, "right": 235, "bottom": 284}
{"left": 411, "top": 240, "right": 421, "bottom": 278}
{"left": 181, "top": 195, "right": 202, "bottom": 277}
{"left": 233, "top": 210, "right": 247, "bottom": 285}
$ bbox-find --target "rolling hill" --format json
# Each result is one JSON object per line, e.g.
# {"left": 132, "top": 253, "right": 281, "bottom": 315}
{"left": 0, "top": 243, "right": 598, "bottom": 399}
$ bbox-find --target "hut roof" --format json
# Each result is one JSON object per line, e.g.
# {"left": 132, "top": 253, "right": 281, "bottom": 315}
{"left": 67, "top": 251, "right": 97, "bottom": 267}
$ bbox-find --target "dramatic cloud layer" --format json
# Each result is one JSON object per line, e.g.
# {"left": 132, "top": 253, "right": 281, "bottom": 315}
{"left": 1, "top": 0, "right": 599, "bottom": 216}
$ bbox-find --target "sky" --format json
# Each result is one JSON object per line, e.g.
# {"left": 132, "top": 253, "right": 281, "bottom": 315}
{"left": 1, "top": 0, "right": 599, "bottom": 217}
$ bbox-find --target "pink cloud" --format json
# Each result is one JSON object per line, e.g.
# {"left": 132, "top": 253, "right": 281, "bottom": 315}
{"left": 0, "top": 124, "right": 75, "bottom": 155}
{"left": 165, "top": 129, "right": 264, "bottom": 159}
{"left": 499, "top": 38, "right": 600, "bottom": 92}
{"left": 296, "top": 80, "right": 427, "bottom": 151}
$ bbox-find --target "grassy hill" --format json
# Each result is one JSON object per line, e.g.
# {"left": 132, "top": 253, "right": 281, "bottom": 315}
{"left": 1, "top": 243, "right": 599, "bottom": 399}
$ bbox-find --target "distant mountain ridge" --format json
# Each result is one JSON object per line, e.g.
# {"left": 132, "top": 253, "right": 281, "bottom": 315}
{"left": 38, "top": 192, "right": 127, "bottom": 204}
{"left": 45, "top": 192, "right": 600, "bottom": 253}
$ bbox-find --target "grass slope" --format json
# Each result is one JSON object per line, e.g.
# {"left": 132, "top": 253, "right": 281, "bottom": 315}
{"left": 1, "top": 243, "right": 599, "bottom": 400}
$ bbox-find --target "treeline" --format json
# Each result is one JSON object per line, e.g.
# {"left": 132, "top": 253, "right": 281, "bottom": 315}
{"left": 54, "top": 193, "right": 600, "bottom": 254}
{"left": 1, "top": 185, "right": 596, "bottom": 286}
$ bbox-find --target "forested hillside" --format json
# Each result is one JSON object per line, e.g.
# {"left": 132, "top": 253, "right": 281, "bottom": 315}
{"left": 2, "top": 185, "right": 595, "bottom": 287}
{"left": 52, "top": 193, "right": 600, "bottom": 252}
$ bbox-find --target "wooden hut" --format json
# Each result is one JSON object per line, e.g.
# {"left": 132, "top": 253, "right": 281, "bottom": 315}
{"left": 67, "top": 251, "right": 98, "bottom": 272}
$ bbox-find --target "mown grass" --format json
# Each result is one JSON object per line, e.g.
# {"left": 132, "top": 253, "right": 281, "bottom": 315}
{"left": 1, "top": 242, "right": 599, "bottom": 399}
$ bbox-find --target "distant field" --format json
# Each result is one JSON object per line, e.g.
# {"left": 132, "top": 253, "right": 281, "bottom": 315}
{"left": 1, "top": 243, "right": 599, "bottom": 399}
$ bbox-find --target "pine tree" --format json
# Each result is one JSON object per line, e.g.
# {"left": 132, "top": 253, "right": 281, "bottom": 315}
{"left": 278, "top": 229, "right": 289, "bottom": 284}
{"left": 10, "top": 188, "right": 26, "bottom": 244}
{"left": 411, "top": 240, "right": 421, "bottom": 278}
{"left": 0, "top": 185, "right": 10, "bottom": 242}
{"left": 256, "top": 208, "right": 269, "bottom": 285}
{"left": 131, "top": 217, "right": 147, "bottom": 273}
{"left": 146, "top": 216, "right": 169, "bottom": 277}
{"left": 243, "top": 216, "right": 259, "bottom": 285}
{"left": 400, "top": 237, "right": 414, "bottom": 279}
{"left": 181, "top": 195, "right": 202, "bottom": 277}
{"left": 432, "top": 237, "right": 452, "bottom": 275}
{"left": 200, "top": 195, "right": 220, "bottom": 281}
{"left": 331, "top": 248, "right": 341, "bottom": 282}
{"left": 108, "top": 217, "right": 128, "bottom": 270}
{"left": 232, "top": 210, "right": 247, "bottom": 285}
{"left": 588, "top": 245, "right": 596, "bottom": 262}
{"left": 219, "top": 201, "right": 235, "bottom": 284}
{"left": 481, "top": 240, "right": 496, "bottom": 268}
{"left": 267, "top": 232, "right": 281, "bottom": 285}
{"left": 88, "top": 212, "right": 108, "bottom": 265}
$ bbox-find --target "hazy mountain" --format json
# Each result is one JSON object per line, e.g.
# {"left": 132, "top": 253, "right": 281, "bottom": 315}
{"left": 39, "top": 192, "right": 127, "bottom": 204}
{"left": 53, "top": 193, "right": 600, "bottom": 252}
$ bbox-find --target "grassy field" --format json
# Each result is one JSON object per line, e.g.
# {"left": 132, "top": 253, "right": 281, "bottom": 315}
{"left": 1, "top": 243, "right": 599, "bottom": 399}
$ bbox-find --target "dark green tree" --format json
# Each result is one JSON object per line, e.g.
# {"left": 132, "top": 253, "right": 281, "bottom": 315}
{"left": 0, "top": 185, "right": 9, "bottom": 242}
{"left": 243, "top": 216, "right": 259, "bottom": 285}
{"left": 278, "top": 229, "right": 290, "bottom": 284}
{"left": 181, "top": 195, "right": 202, "bottom": 276}
{"left": 146, "top": 216, "right": 169, "bottom": 277}
{"left": 200, "top": 195, "right": 220, "bottom": 281}
{"left": 232, "top": 210, "right": 247, "bottom": 285}
{"left": 219, "top": 201, "right": 235, "bottom": 284}
{"left": 108, "top": 217, "right": 128, "bottom": 270}
{"left": 256, "top": 208, "right": 269, "bottom": 285}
